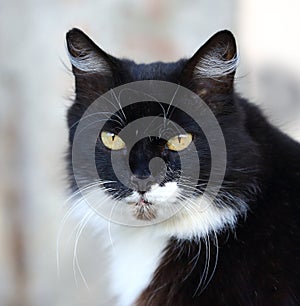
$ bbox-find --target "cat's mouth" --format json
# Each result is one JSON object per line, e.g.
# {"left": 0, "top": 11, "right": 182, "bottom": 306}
{"left": 131, "top": 197, "right": 157, "bottom": 221}
{"left": 124, "top": 182, "right": 179, "bottom": 222}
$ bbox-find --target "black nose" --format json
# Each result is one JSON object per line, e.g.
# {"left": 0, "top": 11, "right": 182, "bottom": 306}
{"left": 130, "top": 175, "right": 157, "bottom": 193}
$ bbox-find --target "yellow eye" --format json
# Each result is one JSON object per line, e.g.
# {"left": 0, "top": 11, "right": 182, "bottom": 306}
{"left": 100, "top": 131, "right": 125, "bottom": 150}
{"left": 166, "top": 133, "right": 193, "bottom": 151}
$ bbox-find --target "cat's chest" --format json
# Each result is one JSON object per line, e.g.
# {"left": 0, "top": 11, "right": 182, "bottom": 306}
{"left": 104, "top": 225, "right": 168, "bottom": 306}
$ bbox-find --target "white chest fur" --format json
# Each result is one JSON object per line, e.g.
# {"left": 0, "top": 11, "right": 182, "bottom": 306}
{"left": 104, "top": 225, "right": 168, "bottom": 306}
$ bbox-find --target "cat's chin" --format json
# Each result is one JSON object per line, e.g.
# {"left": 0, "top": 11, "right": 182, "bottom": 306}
{"left": 132, "top": 200, "right": 157, "bottom": 221}
{"left": 125, "top": 194, "right": 157, "bottom": 221}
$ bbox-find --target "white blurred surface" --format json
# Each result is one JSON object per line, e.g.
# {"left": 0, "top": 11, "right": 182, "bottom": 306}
{"left": 237, "top": 0, "right": 300, "bottom": 140}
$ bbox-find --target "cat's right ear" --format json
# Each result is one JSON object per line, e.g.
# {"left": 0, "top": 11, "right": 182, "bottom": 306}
{"left": 66, "top": 28, "right": 119, "bottom": 97}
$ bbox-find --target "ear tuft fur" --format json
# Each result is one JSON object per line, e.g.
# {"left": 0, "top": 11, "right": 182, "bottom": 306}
{"left": 184, "top": 30, "right": 238, "bottom": 82}
{"left": 194, "top": 48, "right": 239, "bottom": 79}
{"left": 66, "top": 28, "right": 111, "bottom": 74}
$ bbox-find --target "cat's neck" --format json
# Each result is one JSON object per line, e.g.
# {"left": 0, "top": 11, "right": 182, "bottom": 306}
{"left": 102, "top": 224, "right": 169, "bottom": 306}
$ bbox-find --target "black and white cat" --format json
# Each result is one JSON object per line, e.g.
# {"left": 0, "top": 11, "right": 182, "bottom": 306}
{"left": 65, "top": 28, "right": 300, "bottom": 305}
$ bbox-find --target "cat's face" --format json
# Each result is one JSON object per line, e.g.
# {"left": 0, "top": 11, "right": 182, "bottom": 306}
{"left": 66, "top": 29, "right": 259, "bottom": 237}
{"left": 94, "top": 99, "right": 209, "bottom": 223}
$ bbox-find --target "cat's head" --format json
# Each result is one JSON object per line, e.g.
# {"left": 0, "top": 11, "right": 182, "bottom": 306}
{"left": 66, "top": 29, "right": 260, "bottom": 238}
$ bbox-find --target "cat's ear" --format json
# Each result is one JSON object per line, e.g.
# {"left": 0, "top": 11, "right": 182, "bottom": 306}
{"left": 66, "top": 28, "right": 119, "bottom": 98}
{"left": 182, "top": 30, "right": 238, "bottom": 98}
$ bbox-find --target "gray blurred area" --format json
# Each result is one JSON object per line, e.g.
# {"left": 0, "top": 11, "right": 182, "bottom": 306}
{"left": 0, "top": 0, "right": 299, "bottom": 305}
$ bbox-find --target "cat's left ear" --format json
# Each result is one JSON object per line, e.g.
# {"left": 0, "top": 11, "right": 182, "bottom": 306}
{"left": 181, "top": 30, "right": 238, "bottom": 98}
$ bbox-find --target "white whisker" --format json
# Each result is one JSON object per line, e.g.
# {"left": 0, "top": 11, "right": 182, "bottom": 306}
{"left": 73, "top": 210, "right": 94, "bottom": 290}
{"left": 111, "top": 88, "right": 127, "bottom": 123}
{"left": 199, "top": 232, "right": 219, "bottom": 294}
{"left": 166, "top": 84, "right": 180, "bottom": 121}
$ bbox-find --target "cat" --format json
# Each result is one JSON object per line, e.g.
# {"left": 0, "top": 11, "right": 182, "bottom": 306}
{"left": 65, "top": 28, "right": 300, "bottom": 305}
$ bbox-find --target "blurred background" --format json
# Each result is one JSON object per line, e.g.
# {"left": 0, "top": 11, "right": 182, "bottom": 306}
{"left": 0, "top": 0, "right": 300, "bottom": 305}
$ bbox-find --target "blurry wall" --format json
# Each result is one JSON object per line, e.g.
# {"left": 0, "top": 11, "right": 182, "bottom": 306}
{"left": 237, "top": 0, "right": 300, "bottom": 140}
{"left": 0, "top": 0, "right": 299, "bottom": 306}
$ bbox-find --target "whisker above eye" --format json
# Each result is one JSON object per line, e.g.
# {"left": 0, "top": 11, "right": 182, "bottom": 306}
{"left": 69, "top": 112, "right": 124, "bottom": 131}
